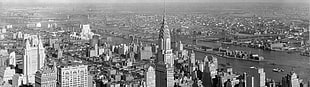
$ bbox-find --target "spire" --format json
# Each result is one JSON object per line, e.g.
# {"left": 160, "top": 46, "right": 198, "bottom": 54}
{"left": 159, "top": 0, "right": 170, "bottom": 39}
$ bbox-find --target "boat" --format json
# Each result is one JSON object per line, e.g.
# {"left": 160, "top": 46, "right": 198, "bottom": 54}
{"left": 249, "top": 66, "right": 256, "bottom": 69}
{"left": 184, "top": 46, "right": 264, "bottom": 62}
{"left": 272, "top": 68, "right": 284, "bottom": 72}
{"left": 216, "top": 54, "right": 264, "bottom": 62}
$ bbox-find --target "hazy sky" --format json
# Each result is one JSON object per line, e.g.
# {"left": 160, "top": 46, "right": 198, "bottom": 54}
{"left": 2, "top": 0, "right": 310, "bottom": 3}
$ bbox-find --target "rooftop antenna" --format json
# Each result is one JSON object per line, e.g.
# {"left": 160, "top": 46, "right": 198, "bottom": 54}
{"left": 162, "top": 0, "right": 166, "bottom": 24}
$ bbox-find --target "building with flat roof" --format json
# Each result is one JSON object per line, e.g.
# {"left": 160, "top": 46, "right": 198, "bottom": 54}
{"left": 35, "top": 63, "right": 58, "bottom": 87}
{"left": 60, "top": 65, "right": 89, "bottom": 87}
{"left": 146, "top": 65, "right": 155, "bottom": 87}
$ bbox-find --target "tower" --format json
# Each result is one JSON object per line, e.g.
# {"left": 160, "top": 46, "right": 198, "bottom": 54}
{"left": 23, "top": 35, "right": 46, "bottom": 84}
{"left": 155, "top": 1, "right": 174, "bottom": 86}
{"left": 9, "top": 51, "right": 16, "bottom": 67}
{"left": 189, "top": 50, "right": 195, "bottom": 75}
{"left": 202, "top": 56, "right": 218, "bottom": 87}
{"left": 146, "top": 66, "right": 156, "bottom": 87}
{"left": 156, "top": 8, "right": 173, "bottom": 67}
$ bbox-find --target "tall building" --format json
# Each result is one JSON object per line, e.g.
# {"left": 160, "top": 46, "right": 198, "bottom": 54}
{"left": 80, "top": 24, "right": 94, "bottom": 40}
{"left": 60, "top": 65, "right": 89, "bottom": 87}
{"left": 256, "top": 68, "right": 266, "bottom": 87}
{"left": 247, "top": 68, "right": 266, "bottom": 87}
{"left": 189, "top": 50, "right": 195, "bottom": 75}
{"left": 177, "top": 41, "right": 183, "bottom": 51}
{"left": 118, "top": 44, "right": 129, "bottom": 55}
{"left": 87, "top": 44, "right": 99, "bottom": 57}
{"left": 35, "top": 63, "right": 58, "bottom": 87}
{"left": 202, "top": 56, "right": 218, "bottom": 87}
{"left": 155, "top": 11, "right": 174, "bottom": 87}
{"left": 156, "top": 16, "right": 173, "bottom": 66}
{"left": 23, "top": 35, "right": 46, "bottom": 84}
{"left": 0, "top": 49, "right": 9, "bottom": 67}
{"left": 217, "top": 67, "right": 240, "bottom": 87}
{"left": 156, "top": 63, "right": 174, "bottom": 87}
{"left": 3, "top": 67, "right": 16, "bottom": 83}
{"left": 90, "top": 35, "right": 100, "bottom": 47}
{"left": 146, "top": 65, "right": 156, "bottom": 87}
{"left": 282, "top": 72, "right": 303, "bottom": 87}
{"left": 9, "top": 51, "right": 16, "bottom": 67}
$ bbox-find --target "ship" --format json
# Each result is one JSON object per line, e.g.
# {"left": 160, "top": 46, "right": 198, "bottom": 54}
{"left": 184, "top": 45, "right": 264, "bottom": 62}
{"left": 216, "top": 53, "right": 264, "bottom": 62}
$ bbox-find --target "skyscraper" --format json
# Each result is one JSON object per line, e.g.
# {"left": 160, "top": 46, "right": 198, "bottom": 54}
{"left": 189, "top": 50, "right": 195, "bottom": 75}
{"left": 23, "top": 35, "right": 46, "bottom": 84}
{"left": 157, "top": 16, "right": 173, "bottom": 66}
{"left": 202, "top": 56, "right": 218, "bottom": 87}
{"left": 247, "top": 68, "right": 266, "bottom": 87}
{"left": 155, "top": 8, "right": 174, "bottom": 87}
{"left": 80, "top": 24, "right": 94, "bottom": 40}
{"left": 146, "top": 65, "right": 156, "bottom": 87}
{"left": 282, "top": 72, "right": 302, "bottom": 87}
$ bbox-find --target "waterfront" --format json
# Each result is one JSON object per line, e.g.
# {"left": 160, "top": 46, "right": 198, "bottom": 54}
{"left": 196, "top": 41, "right": 310, "bottom": 81}
{"left": 105, "top": 32, "right": 310, "bottom": 81}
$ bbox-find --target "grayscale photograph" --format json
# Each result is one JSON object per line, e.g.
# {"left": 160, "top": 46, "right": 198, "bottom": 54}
{"left": 0, "top": 0, "right": 309, "bottom": 87}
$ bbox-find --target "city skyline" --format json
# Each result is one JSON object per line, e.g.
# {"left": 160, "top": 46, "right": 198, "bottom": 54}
{"left": 0, "top": 0, "right": 309, "bottom": 86}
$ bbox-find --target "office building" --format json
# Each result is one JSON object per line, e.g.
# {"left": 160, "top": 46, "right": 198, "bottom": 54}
{"left": 9, "top": 51, "right": 16, "bottom": 67}
{"left": 35, "top": 63, "right": 58, "bottom": 87}
{"left": 177, "top": 41, "right": 183, "bottom": 51}
{"left": 3, "top": 67, "right": 16, "bottom": 83}
{"left": 146, "top": 65, "right": 155, "bottom": 87}
{"left": 80, "top": 24, "right": 94, "bottom": 40}
{"left": 60, "top": 65, "right": 89, "bottom": 87}
{"left": 246, "top": 68, "right": 266, "bottom": 87}
{"left": 23, "top": 35, "right": 46, "bottom": 84}
{"left": 202, "top": 56, "right": 218, "bottom": 87}
{"left": 155, "top": 13, "right": 174, "bottom": 87}
{"left": 90, "top": 35, "right": 100, "bottom": 47}
{"left": 282, "top": 72, "right": 303, "bottom": 87}
{"left": 0, "top": 49, "right": 8, "bottom": 67}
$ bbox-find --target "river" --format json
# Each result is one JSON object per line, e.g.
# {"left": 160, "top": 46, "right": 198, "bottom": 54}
{"left": 195, "top": 41, "right": 310, "bottom": 82}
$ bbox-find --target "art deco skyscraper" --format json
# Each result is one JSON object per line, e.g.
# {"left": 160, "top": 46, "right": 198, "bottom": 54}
{"left": 156, "top": 15, "right": 173, "bottom": 66}
{"left": 155, "top": 5, "right": 174, "bottom": 87}
{"left": 23, "top": 35, "right": 46, "bottom": 84}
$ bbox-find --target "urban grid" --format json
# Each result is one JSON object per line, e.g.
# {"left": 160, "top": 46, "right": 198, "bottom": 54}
{"left": 0, "top": 0, "right": 309, "bottom": 87}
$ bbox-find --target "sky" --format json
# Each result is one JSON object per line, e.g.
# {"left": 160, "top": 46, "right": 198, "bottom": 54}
{"left": 1, "top": 0, "right": 310, "bottom": 3}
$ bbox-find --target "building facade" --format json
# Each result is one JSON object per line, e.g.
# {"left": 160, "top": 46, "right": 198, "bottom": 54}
{"left": 146, "top": 66, "right": 156, "bottom": 87}
{"left": 23, "top": 35, "right": 46, "bottom": 84}
{"left": 61, "top": 65, "right": 89, "bottom": 87}
{"left": 155, "top": 14, "right": 174, "bottom": 87}
{"left": 35, "top": 64, "right": 58, "bottom": 87}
